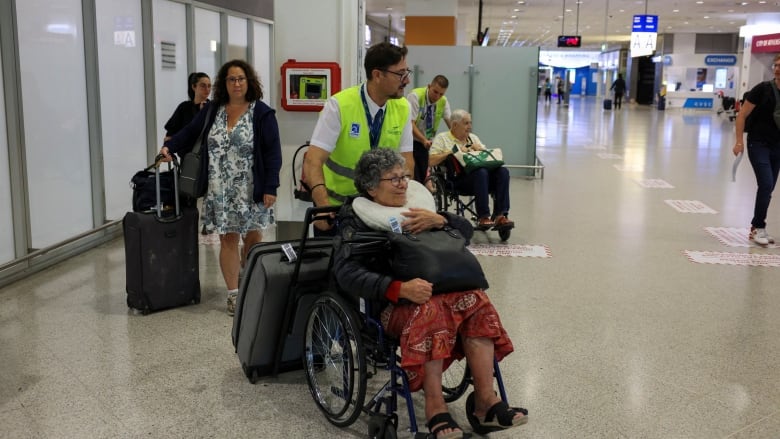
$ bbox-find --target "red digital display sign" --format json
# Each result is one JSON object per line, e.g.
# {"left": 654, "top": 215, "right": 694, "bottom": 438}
{"left": 557, "top": 35, "right": 582, "bottom": 48}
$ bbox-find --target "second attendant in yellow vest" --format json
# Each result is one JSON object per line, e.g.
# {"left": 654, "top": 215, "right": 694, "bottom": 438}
{"left": 407, "top": 76, "right": 451, "bottom": 184}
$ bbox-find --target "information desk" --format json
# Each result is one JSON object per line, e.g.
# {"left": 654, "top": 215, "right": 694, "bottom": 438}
{"left": 665, "top": 91, "right": 715, "bottom": 110}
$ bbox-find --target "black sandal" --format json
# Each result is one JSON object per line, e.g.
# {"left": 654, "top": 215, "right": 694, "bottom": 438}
{"left": 465, "top": 391, "right": 528, "bottom": 434}
{"left": 426, "top": 412, "right": 471, "bottom": 439}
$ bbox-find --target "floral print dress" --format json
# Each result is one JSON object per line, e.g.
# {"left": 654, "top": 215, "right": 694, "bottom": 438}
{"left": 201, "top": 102, "right": 273, "bottom": 235}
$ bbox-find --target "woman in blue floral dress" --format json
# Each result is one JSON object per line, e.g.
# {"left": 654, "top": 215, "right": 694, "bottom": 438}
{"left": 162, "top": 60, "right": 282, "bottom": 315}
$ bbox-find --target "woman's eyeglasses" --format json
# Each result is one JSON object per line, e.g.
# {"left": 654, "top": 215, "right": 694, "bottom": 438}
{"left": 227, "top": 76, "right": 247, "bottom": 84}
{"left": 382, "top": 68, "right": 413, "bottom": 81}
{"left": 380, "top": 175, "right": 411, "bottom": 187}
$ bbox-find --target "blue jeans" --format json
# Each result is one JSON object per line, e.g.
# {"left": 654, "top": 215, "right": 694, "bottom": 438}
{"left": 747, "top": 140, "right": 780, "bottom": 228}
{"left": 455, "top": 166, "right": 511, "bottom": 219}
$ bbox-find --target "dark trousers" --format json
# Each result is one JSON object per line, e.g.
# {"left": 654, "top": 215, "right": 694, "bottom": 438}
{"left": 614, "top": 92, "right": 624, "bottom": 109}
{"left": 747, "top": 140, "right": 780, "bottom": 229}
{"left": 412, "top": 140, "right": 429, "bottom": 183}
{"left": 455, "top": 166, "right": 511, "bottom": 219}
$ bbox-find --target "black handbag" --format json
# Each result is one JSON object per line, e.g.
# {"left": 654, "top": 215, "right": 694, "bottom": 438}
{"left": 178, "top": 106, "right": 213, "bottom": 198}
{"left": 130, "top": 163, "right": 175, "bottom": 212}
{"left": 387, "top": 227, "right": 488, "bottom": 294}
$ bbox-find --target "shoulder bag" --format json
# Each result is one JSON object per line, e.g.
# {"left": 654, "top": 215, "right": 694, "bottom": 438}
{"left": 387, "top": 227, "right": 488, "bottom": 294}
{"left": 452, "top": 147, "right": 504, "bottom": 173}
{"left": 179, "top": 106, "right": 214, "bottom": 198}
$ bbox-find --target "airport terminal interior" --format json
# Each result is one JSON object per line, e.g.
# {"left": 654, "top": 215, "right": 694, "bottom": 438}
{"left": 2, "top": 96, "right": 780, "bottom": 438}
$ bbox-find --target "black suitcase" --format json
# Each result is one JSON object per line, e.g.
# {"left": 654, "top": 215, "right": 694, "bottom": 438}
{"left": 231, "top": 237, "right": 333, "bottom": 382}
{"left": 124, "top": 157, "right": 200, "bottom": 314}
{"left": 603, "top": 99, "right": 612, "bottom": 110}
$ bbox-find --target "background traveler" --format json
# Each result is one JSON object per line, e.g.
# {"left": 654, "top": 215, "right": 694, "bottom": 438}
{"left": 733, "top": 54, "right": 780, "bottom": 246}
{"left": 610, "top": 73, "right": 626, "bottom": 110}
{"left": 164, "top": 72, "right": 211, "bottom": 141}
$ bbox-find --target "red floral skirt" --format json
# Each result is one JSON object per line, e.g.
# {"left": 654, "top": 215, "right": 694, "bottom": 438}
{"left": 380, "top": 289, "right": 514, "bottom": 392}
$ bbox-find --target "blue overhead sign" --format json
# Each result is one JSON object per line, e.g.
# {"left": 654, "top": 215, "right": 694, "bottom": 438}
{"left": 704, "top": 55, "right": 737, "bottom": 66}
{"left": 632, "top": 15, "right": 658, "bottom": 33}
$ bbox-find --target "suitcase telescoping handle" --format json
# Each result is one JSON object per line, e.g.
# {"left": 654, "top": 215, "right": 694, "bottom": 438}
{"left": 153, "top": 154, "right": 181, "bottom": 221}
{"left": 271, "top": 205, "right": 340, "bottom": 377}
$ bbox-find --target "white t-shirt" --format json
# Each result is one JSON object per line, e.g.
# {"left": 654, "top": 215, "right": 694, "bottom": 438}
{"left": 310, "top": 83, "right": 413, "bottom": 153}
{"left": 430, "top": 131, "right": 485, "bottom": 156}
{"left": 407, "top": 89, "right": 452, "bottom": 135}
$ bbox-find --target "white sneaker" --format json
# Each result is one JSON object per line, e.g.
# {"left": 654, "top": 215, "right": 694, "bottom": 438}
{"left": 750, "top": 227, "right": 772, "bottom": 246}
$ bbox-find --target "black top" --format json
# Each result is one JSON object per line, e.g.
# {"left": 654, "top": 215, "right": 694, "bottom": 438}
{"left": 164, "top": 100, "right": 206, "bottom": 137}
{"left": 745, "top": 81, "right": 780, "bottom": 144}
{"left": 611, "top": 78, "right": 626, "bottom": 94}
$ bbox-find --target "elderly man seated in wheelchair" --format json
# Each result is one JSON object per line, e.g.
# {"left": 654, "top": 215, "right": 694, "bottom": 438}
{"left": 332, "top": 148, "right": 527, "bottom": 438}
{"left": 428, "top": 109, "right": 513, "bottom": 231}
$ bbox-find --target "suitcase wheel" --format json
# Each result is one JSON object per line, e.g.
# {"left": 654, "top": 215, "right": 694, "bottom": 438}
{"left": 242, "top": 365, "right": 258, "bottom": 384}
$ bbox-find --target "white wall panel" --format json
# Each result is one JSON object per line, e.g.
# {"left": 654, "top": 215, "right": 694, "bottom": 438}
{"left": 194, "top": 8, "right": 220, "bottom": 78}
{"left": 17, "top": 0, "right": 93, "bottom": 248}
{"left": 227, "top": 15, "right": 248, "bottom": 61}
{"left": 96, "top": 0, "right": 147, "bottom": 220}
{"left": 0, "top": 43, "right": 13, "bottom": 263}
{"left": 253, "top": 21, "right": 272, "bottom": 106}
{"left": 153, "top": 0, "right": 187, "bottom": 145}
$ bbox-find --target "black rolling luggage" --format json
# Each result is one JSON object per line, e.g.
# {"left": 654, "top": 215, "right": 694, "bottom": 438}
{"left": 124, "top": 157, "right": 200, "bottom": 314}
{"left": 603, "top": 99, "right": 612, "bottom": 110}
{"left": 232, "top": 207, "right": 339, "bottom": 383}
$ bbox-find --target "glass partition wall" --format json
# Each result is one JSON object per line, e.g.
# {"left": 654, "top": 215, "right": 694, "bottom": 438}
{"left": 0, "top": 0, "right": 274, "bottom": 287}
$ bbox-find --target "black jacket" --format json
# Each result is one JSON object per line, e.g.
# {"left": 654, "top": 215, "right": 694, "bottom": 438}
{"left": 333, "top": 202, "right": 474, "bottom": 311}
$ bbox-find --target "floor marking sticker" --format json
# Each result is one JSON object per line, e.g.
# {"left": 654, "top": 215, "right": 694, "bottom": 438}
{"left": 705, "top": 227, "right": 778, "bottom": 248}
{"left": 468, "top": 244, "right": 551, "bottom": 258}
{"left": 685, "top": 250, "right": 780, "bottom": 267}
{"left": 614, "top": 164, "right": 644, "bottom": 172}
{"left": 665, "top": 200, "right": 718, "bottom": 214}
{"left": 636, "top": 179, "right": 674, "bottom": 188}
{"left": 597, "top": 153, "right": 623, "bottom": 159}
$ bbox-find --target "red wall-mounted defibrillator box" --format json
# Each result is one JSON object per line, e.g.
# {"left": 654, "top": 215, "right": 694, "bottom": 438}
{"left": 280, "top": 60, "right": 341, "bottom": 112}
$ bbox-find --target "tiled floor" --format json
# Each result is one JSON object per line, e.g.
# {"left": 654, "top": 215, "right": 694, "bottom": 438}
{"left": 2, "top": 97, "right": 780, "bottom": 438}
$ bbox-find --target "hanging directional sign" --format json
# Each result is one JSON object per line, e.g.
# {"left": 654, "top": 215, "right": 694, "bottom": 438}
{"left": 630, "top": 15, "right": 658, "bottom": 58}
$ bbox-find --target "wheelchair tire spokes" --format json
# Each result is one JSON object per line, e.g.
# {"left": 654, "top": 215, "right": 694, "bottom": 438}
{"left": 304, "top": 293, "right": 367, "bottom": 427}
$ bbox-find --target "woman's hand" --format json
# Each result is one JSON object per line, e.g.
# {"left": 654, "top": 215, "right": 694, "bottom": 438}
{"left": 159, "top": 146, "right": 172, "bottom": 162}
{"left": 733, "top": 142, "right": 744, "bottom": 156}
{"left": 401, "top": 208, "right": 446, "bottom": 234}
{"left": 399, "top": 278, "right": 432, "bottom": 304}
{"left": 262, "top": 194, "right": 276, "bottom": 208}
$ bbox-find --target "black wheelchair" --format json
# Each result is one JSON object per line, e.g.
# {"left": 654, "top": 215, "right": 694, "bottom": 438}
{"left": 298, "top": 207, "right": 515, "bottom": 438}
{"left": 427, "top": 162, "right": 513, "bottom": 242}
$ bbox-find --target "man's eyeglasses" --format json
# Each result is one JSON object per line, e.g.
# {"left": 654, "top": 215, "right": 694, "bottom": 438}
{"left": 382, "top": 68, "right": 413, "bottom": 81}
{"left": 379, "top": 175, "right": 411, "bottom": 187}
{"left": 227, "top": 76, "right": 247, "bottom": 84}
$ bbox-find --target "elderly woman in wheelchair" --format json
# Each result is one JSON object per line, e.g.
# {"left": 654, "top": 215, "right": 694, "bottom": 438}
{"left": 328, "top": 148, "right": 527, "bottom": 438}
{"left": 429, "top": 109, "right": 513, "bottom": 232}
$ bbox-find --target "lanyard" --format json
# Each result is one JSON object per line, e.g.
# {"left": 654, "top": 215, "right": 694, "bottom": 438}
{"left": 361, "top": 86, "right": 385, "bottom": 149}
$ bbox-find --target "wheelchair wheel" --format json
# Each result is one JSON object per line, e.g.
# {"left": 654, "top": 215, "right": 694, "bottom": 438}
{"left": 442, "top": 358, "right": 470, "bottom": 403}
{"left": 304, "top": 292, "right": 367, "bottom": 427}
{"left": 498, "top": 228, "right": 511, "bottom": 242}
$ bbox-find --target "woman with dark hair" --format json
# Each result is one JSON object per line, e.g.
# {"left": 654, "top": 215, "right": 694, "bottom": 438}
{"left": 164, "top": 72, "right": 211, "bottom": 140}
{"left": 334, "top": 148, "right": 527, "bottom": 438}
{"left": 161, "top": 60, "right": 282, "bottom": 315}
